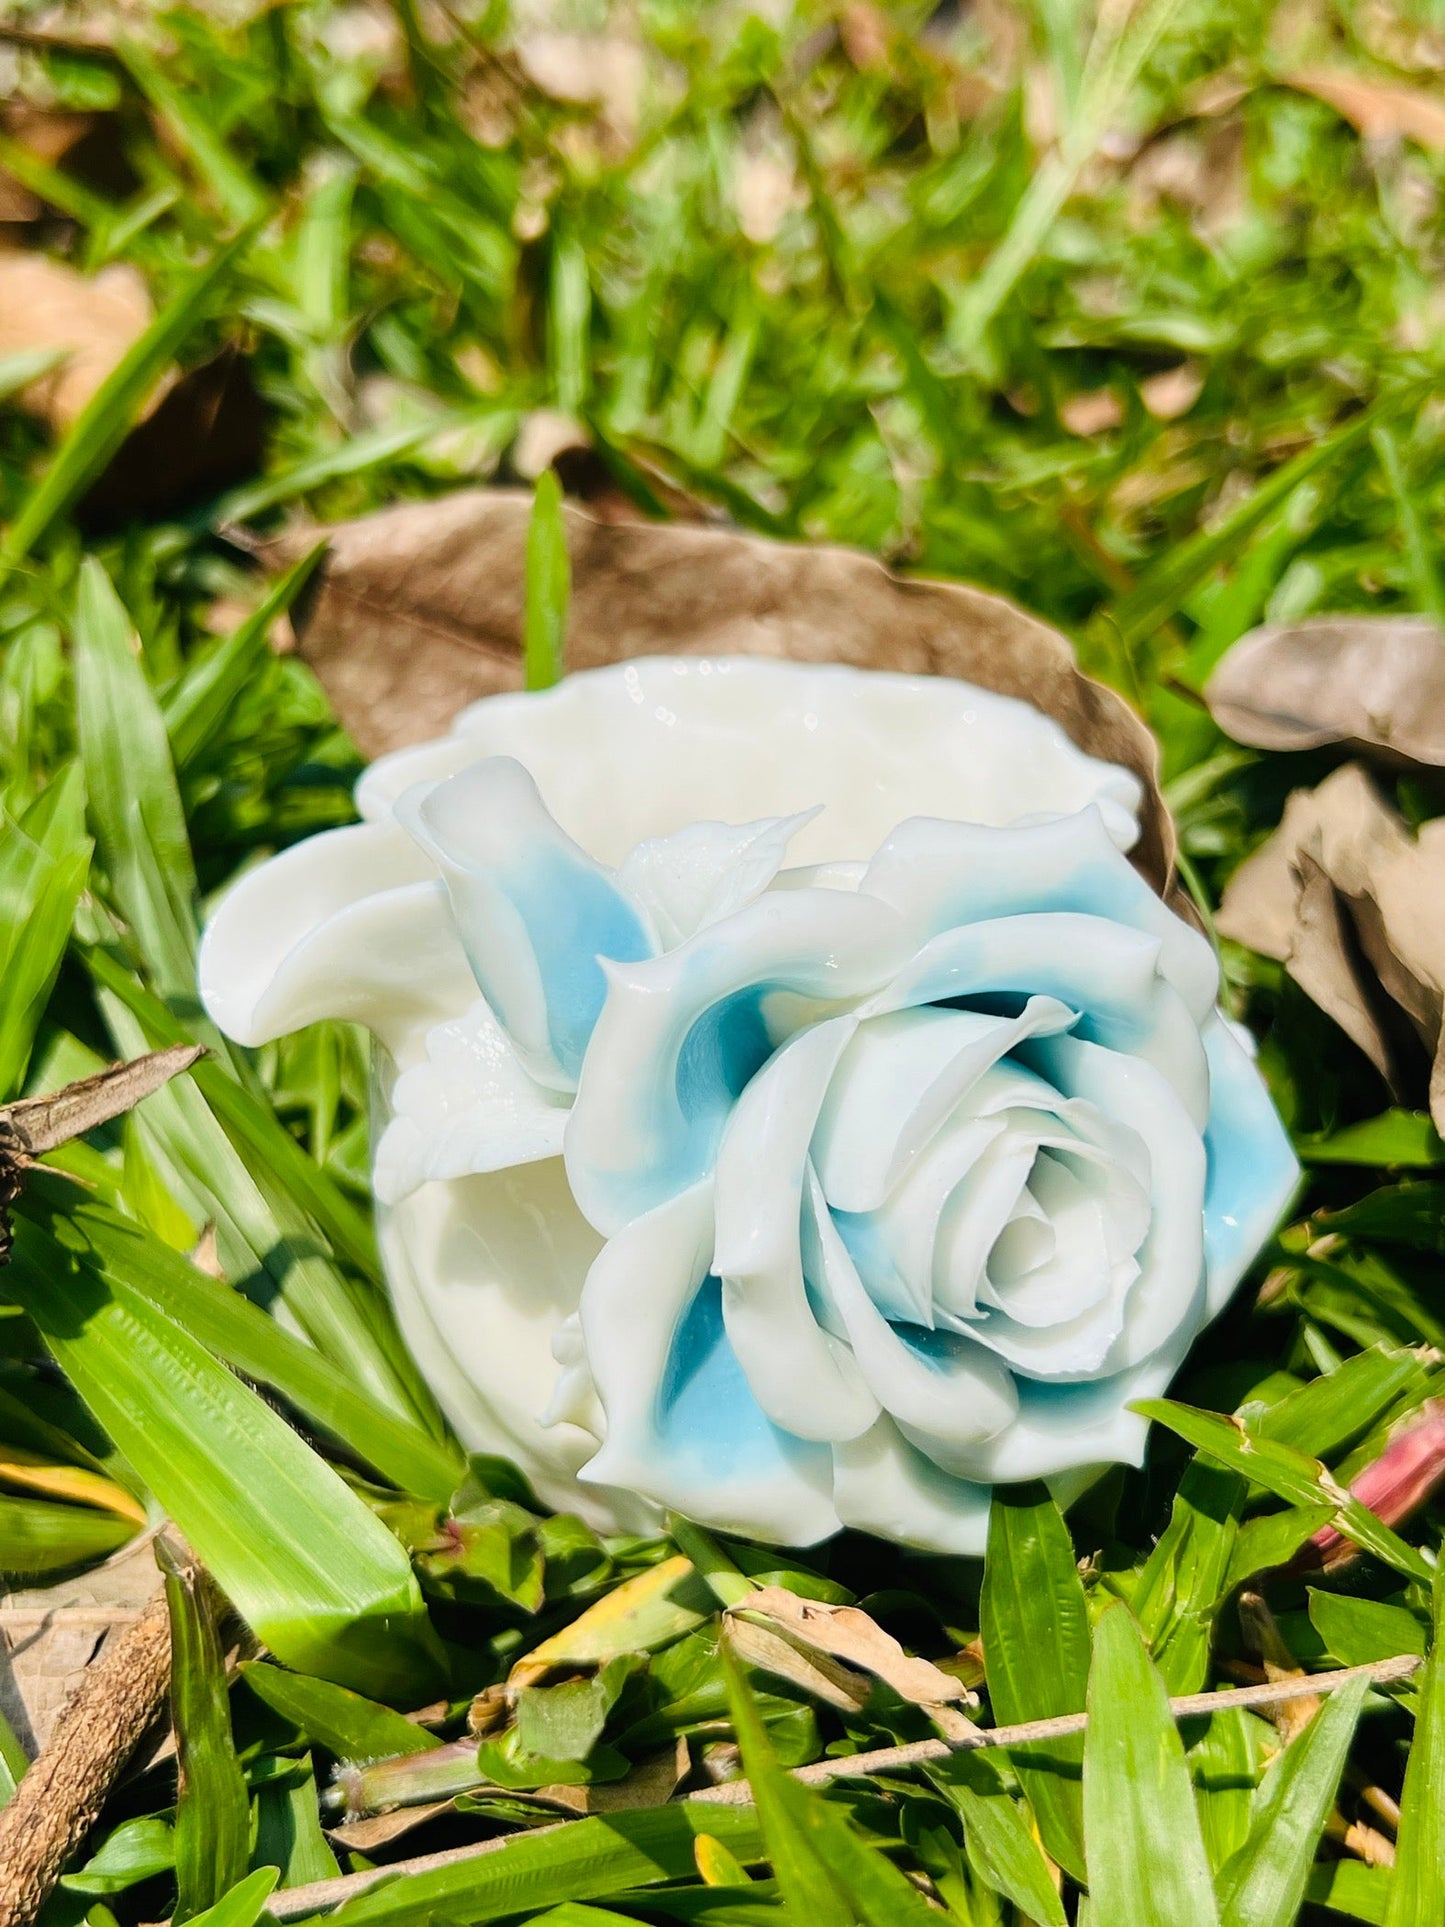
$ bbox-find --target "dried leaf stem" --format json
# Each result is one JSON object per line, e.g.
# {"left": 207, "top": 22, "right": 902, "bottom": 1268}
{"left": 261, "top": 1653, "right": 1420, "bottom": 1922}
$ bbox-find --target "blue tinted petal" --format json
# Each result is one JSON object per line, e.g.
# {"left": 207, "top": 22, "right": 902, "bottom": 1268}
{"left": 397, "top": 757, "right": 654, "bottom": 1090}
{"left": 578, "top": 1181, "right": 839, "bottom": 1544}
{"left": 1200, "top": 1015, "right": 1301, "bottom": 1316}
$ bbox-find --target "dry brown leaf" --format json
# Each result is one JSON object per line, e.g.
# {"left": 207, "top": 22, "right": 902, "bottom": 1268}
{"left": 1060, "top": 388, "right": 1124, "bottom": 436}
{"left": 326, "top": 1800, "right": 455, "bottom": 1851}
{"left": 1288, "top": 67, "right": 1445, "bottom": 149}
{"left": 0, "top": 102, "right": 137, "bottom": 226}
{"left": 76, "top": 344, "right": 265, "bottom": 531}
{"left": 736, "top": 1585, "right": 975, "bottom": 1710}
{"left": 266, "top": 490, "right": 1178, "bottom": 898}
{"left": 0, "top": 1533, "right": 158, "bottom": 1760}
{"left": 1141, "top": 362, "right": 1204, "bottom": 421}
{"left": 723, "top": 1614, "right": 874, "bottom": 1715}
{"left": 0, "top": 255, "right": 157, "bottom": 430}
{"left": 1205, "top": 614, "right": 1445, "bottom": 768}
{"left": 1218, "top": 762, "right": 1445, "bottom": 1127}
{"left": 534, "top": 1737, "right": 690, "bottom": 1816}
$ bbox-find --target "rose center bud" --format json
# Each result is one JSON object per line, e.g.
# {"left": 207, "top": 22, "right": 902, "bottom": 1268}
{"left": 812, "top": 1004, "right": 1152, "bottom": 1388}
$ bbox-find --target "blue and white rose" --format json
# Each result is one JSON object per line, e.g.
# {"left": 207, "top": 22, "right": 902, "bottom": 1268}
{"left": 200, "top": 656, "right": 1296, "bottom": 1553}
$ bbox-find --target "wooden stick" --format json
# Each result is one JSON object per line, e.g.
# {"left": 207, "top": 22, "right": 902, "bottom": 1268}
{"left": 0, "top": 1582, "right": 173, "bottom": 1927}
{"left": 262, "top": 1651, "right": 1421, "bottom": 1921}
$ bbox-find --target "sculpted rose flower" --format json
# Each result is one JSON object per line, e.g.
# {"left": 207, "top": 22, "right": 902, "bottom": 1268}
{"left": 200, "top": 656, "right": 1297, "bottom": 1553}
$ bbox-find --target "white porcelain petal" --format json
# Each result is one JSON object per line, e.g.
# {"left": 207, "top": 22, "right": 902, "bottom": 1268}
{"left": 361, "top": 656, "right": 1144, "bottom": 864}
{"left": 373, "top": 1001, "right": 570, "bottom": 1206}
{"left": 831, "top": 1417, "right": 993, "bottom": 1556}
{"left": 861, "top": 809, "right": 1218, "bottom": 1018}
{"left": 577, "top": 1180, "right": 841, "bottom": 1544}
{"left": 618, "top": 809, "right": 822, "bottom": 949}
{"left": 713, "top": 1017, "right": 880, "bottom": 1442}
{"left": 396, "top": 756, "right": 655, "bottom": 1090}
{"left": 565, "top": 887, "right": 907, "bottom": 1236}
{"left": 377, "top": 1163, "right": 658, "bottom": 1532}
{"left": 197, "top": 818, "right": 473, "bottom": 1058}
{"left": 805, "top": 1171, "right": 1019, "bottom": 1476}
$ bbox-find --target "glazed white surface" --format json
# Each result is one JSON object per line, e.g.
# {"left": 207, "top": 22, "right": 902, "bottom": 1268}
{"left": 199, "top": 656, "right": 1296, "bottom": 1551}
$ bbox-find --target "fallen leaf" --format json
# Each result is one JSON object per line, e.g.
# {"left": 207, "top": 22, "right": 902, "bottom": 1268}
{"left": 532, "top": 1737, "right": 690, "bottom": 1815}
{"left": 0, "top": 255, "right": 157, "bottom": 430}
{"left": 1288, "top": 67, "right": 1445, "bottom": 150}
{"left": 1205, "top": 614, "right": 1445, "bottom": 768}
{"left": 326, "top": 1800, "right": 454, "bottom": 1851}
{"left": 735, "top": 1585, "right": 976, "bottom": 1709}
{"left": 266, "top": 490, "right": 1179, "bottom": 898}
{"left": 1061, "top": 388, "right": 1124, "bottom": 436}
{"left": 0, "top": 102, "right": 138, "bottom": 225}
{"left": 1218, "top": 762, "right": 1445, "bottom": 1128}
{"left": 0, "top": 1532, "right": 157, "bottom": 1759}
{"left": 1141, "top": 362, "right": 1204, "bottom": 421}
{"left": 76, "top": 344, "right": 265, "bottom": 531}
{"left": 723, "top": 1614, "right": 873, "bottom": 1715}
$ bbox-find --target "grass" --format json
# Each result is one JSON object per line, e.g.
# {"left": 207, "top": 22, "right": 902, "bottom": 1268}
{"left": 1, "top": 0, "right": 1445, "bottom": 1922}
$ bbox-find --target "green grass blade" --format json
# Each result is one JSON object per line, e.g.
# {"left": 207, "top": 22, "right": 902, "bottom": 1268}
{"left": 0, "top": 765, "right": 91, "bottom": 1098}
{"left": 722, "top": 1642, "right": 938, "bottom": 1927}
{"left": 524, "top": 469, "right": 569, "bottom": 691}
{"left": 241, "top": 1660, "right": 443, "bottom": 1760}
{"left": 1216, "top": 1673, "right": 1368, "bottom": 1927}
{"left": 16, "top": 1184, "right": 459, "bottom": 1500}
{"left": 85, "top": 945, "right": 382, "bottom": 1282}
{"left": 1132, "top": 1460, "right": 1245, "bottom": 1695}
{"left": 322, "top": 1806, "right": 763, "bottom": 1925}
{"left": 1136, "top": 1401, "right": 1433, "bottom": 1582}
{"left": 1384, "top": 1553, "right": 1445, "bottom": 1927}
{"left": 931, "top": 1751, "right": 1066, "bottom": 1925}
{"left": 0, "top": 1704, "right": 26, "bottom": 1810}
{"left": 164, "top": 542, "right": 327, "bottom": 774}
{"left": 0, "top": 232, "right": 249, "bottom": 571}
{"left": 73, "top": 559, "right": 199, "bottom": 1003}
{"left": 0, "top": 1492, "right": 136, "bottom": 1575}
{"left": 1112, "top": 397, "right": 1398, "bottom": 652}
{"left": 3, "top": 1212, "right": 441, "bottom": 1699}
{"left": 1082, "top": 1602, "right": 1219, "bottom": 1927}
{"left": 162, "top": 1541, "right": 251, "bottom": 1922}
{"left": 187, "top": 1869, "right": 280, "bottom": 1927}
{"left": 1371, "top": 421, "right": 1445, "bottom": 629}
{"left": 721, "top": 1642, "right": 855, "bottom": 1927}
{"left": 120, "top": 40, "right": 269, "bottom": 229}
{"left": 980, "top": 1484, "right": 1091, "bottom": 1881}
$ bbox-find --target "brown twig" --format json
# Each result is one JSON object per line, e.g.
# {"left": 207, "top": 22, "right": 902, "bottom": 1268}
{"left": 0, "top": 1578, "right": 176, "bottom": 1927}
{"left": 258, "top": 1653, "right": 1422, "bottom": 1922}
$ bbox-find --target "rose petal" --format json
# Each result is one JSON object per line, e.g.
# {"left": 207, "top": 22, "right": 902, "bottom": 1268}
{"left": 373, "top": 1001, "right": 570, "bottom": 1205}
{"left": 196, "top": 820, "right": 472, "bottom": 1056}
{"left": 812, "top": 999, "right": 1077, "bottom": 1214}
{"left": 861, "top": 809, "right": 1218, "bottom": 1018}
{"left": 566, "top": 888, "right": 906, "bottom": 1234}
{"left": 1199, "top": 1015, "right": 1300, "bottom": 1315}
{"left": 378, "top": 1162, "right": 660, "bottom": 1533}
{"left": 804, "top": 1171, "right": 1019, "bottom": 1476}
{"left": 1022, "top": 1034, "right": 1206, "bottom": 1376}
{"left": 713, "top": 1017, "right": 880, "bottom": 1442}
{"left": 618, "top": 808, "right": 822, "bottom": 947}
{"left": 577, "top": 1179, "right": 840, "bottom": 1544}
{"left": 831, "top": 1416, "right": 993, "bottom": 1556}
{"left": 397, "top": 756, "right": 655, "bottom": 1090}
{"left": 866, "top": 911, "right": 1210, "bottom": 1126}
